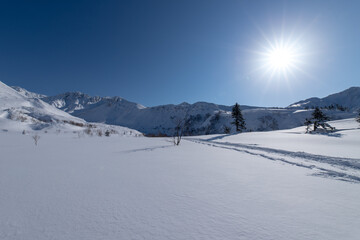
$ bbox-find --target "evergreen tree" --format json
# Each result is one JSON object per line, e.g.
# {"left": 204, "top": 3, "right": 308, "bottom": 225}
{"left": 305, "top": 107, "right": 334, "bottom": 132}
{"left": 312, "top": 107, "right": 329, "bottom": 131}
{"left": 231, "top": 103, "right": 246, "bottom": 132}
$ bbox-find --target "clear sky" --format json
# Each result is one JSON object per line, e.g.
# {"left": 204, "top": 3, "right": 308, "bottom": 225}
{"left": 0, "top": 0, "right": 359, "bottom": 107}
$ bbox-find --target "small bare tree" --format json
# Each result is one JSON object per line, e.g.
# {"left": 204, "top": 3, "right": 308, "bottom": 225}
{"left": 172, "top": 115, "right": 188, "bottom": 146}
{"left": 32, "top": 134, "right": 40, "bottom": 146}
{"left": 223, "top": 125, "right": 231, "bottom": 134}
{"left": 84, "top": 126, "right": 92, "bottom": 136}
{"left": 97, "top": 129, "right": 103, "bottom": 137}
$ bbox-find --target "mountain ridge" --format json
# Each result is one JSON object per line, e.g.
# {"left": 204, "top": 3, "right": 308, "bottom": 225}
{"left": 8, "top": 84, "right": 360, "bottom": 135}
{"left": 288, "top": 86, "right": 360, "bottom": 111}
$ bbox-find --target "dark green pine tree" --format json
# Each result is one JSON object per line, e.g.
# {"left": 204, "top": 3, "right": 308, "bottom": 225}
{"left": 232, "top": 103, "right": 246, "bottom": 132}
{"left": 311, "top": 107, "right": 330, "bottom": 131}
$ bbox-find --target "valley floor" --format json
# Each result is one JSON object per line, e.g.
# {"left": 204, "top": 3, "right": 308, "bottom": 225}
{"left": 1, "top": 119, "right": 360, "bottom": 240}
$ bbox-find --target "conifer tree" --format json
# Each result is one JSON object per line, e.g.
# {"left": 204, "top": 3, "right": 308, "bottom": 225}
{"left": 305, "top": 107, "right": 334, "bottom": 133}
{"left": 312, "top": 107, "right": 329, "bottom": 131}
{"left": 231, "top": 103, "right": 246, "bottom": 132}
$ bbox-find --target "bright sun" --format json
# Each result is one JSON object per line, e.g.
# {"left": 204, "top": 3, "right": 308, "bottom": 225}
{"left": 250, "top": 32, "right": 309, "bottom": 81}
{"left": 267, "top": 47, "right": 295, "bottom": 70}
{"left": 256, "top": 39, "right": 303, "bottom": 80}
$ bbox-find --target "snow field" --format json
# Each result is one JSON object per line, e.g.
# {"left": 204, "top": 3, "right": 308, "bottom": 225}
{"left": 1, "top": 128, "right": 360, "bottom": 240}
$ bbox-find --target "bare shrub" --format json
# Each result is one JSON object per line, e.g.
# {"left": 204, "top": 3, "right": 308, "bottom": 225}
{"left": 32, "top": 134, "right": 40, "bottom": 146}
{"left": 77, "top": 131, "right": 84, "bottom": 138}
{"left": 97, "top": 130, "right": 103, "bottom": 137}
{"left": 223, "top": 125, "right": 231, "bottom": 134}
{"left": 17, "top": 115, "right": 27, "bottom": 122}
{"left": 84, "top": 127, "right": 93, "bottom": 136}
{"left": 173, "top": 117, "right": 185, "bottom": 146}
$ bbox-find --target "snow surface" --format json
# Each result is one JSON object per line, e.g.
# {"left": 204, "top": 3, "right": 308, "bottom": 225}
{"left": 1, "top": 119, "right": 360, "bottom": 239}
{"left": 195, "top": 118, "right": 360, "bottom": 159}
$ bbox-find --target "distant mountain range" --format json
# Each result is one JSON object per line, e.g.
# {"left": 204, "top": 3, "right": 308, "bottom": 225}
{"left": 6, "top": 82, "right": 360, "bottom": 135}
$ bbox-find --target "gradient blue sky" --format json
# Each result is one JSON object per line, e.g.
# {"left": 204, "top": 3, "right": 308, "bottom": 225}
{"left": 1, "top": 0, "right": 359, "bottom": 107}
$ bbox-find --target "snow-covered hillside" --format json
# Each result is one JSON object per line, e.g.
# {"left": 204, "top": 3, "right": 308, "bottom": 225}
{"left": 1, "top": 81, "right": 141, "bottom": 136}
{"left": 289, "top": 86, "right": 360, "bottom": 111}
{"left": 1, "top": 118, "right": 359, "bottom": 240}
{"left": 11, "top": 86, "right": 47, "bottom": 98}
{"left": 0, "top": 81, "right": 86, "bottom": 132}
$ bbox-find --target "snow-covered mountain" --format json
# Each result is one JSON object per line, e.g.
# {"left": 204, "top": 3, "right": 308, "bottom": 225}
{"left": 41, "top": 92, "right": 262, "bottom": 135}
{"left": 0, "top": 81, "right": 87, "bottom": 132}
{"left": 1, "top": 81, "right": 141, "bottom": 136}
{"left": 10, "top": 84, "right": 360, "bottom": 135}
{"left": 288, "top": 87, "right": 360, "bottom": 111}
{"left": 42, "top": 92, "right": 145, "bottom": 113}
{"left": 11, "top": 86, "right": 47, "bottom": 98}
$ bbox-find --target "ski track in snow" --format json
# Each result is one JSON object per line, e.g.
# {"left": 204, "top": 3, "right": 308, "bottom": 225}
{"left": 187, "top": 138, "right": 360, "bottom": 183}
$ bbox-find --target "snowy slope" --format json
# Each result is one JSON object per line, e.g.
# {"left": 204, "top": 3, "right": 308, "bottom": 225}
{"left": 1, "top": 119, "right": 359, "bottom": 239}
{"left": 0, "top": 81, "right": 85, "bottom": 131}
{"left": 289, "top": 86, "right": 360, "bottom": 111}
{"left": 11, "top": 86, "right": 47, "bottom": 98}
{"left": 1, "top": 81, "right": 141, "bottom": 136}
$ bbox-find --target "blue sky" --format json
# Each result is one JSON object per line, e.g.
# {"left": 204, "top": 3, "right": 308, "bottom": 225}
{"left": 0, "top": 0, "right": 359, "bottom": 107}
